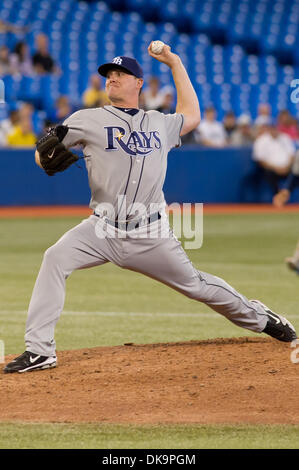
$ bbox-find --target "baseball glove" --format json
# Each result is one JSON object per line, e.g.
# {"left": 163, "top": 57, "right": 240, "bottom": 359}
{"left": 36, "top": 125, "right": 79, "bottom": 176}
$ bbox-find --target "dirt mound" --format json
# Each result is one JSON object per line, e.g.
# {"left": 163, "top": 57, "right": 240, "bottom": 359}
{"left": 1, "top": 337, "right": 298, "bottom": 425}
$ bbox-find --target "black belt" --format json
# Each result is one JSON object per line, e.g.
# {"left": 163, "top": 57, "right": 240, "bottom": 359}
{"left": 93, "top": 211, "right": 161, "bottom": 231}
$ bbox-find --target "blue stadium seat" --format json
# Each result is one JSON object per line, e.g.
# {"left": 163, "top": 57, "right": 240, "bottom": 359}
{"left": 0, "top": 0, "right": 298, "bottom": 124}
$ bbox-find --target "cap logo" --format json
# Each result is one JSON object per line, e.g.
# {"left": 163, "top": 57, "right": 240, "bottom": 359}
{"left": 112, "top": 57, "right": 123, "bottom": 65}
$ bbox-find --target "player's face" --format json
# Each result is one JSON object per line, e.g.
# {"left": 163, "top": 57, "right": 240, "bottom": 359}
{"left": 105, "top": 68, "right": 143, "bottom": 104}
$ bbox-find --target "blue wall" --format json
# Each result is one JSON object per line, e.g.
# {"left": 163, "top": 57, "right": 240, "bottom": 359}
{"left": 0, "top": 146, "right": 298, "bottom": 206}
{"left": 165, "top": 146, "right": 261, "bottom": 203}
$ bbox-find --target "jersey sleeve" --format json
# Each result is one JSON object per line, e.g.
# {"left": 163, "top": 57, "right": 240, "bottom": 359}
{"left": 163, "top": 113, "right": 184, "bottom": 150}
{"left": 61, "top": 110, "right": 87, "bottom": 148}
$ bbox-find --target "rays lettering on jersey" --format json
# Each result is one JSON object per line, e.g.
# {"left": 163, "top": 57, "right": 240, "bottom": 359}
{"left": 104, "top": 126, "right": 161, "bottom": 156}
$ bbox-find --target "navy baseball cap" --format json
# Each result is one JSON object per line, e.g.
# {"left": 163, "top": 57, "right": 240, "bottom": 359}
{"left": 98, "top": 56, "right": 143, "bottom": 78}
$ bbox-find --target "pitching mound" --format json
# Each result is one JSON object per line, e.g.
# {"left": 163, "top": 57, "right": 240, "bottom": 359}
{"left": 1, "top": 337, "right": 298, "bottom": 425}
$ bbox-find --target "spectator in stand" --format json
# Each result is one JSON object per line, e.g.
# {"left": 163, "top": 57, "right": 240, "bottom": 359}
{"left": 6, "top": 113, "right": 36, "bottom": 147}
{"left": 194, "top": 106, "right": 227, "bottom": 147}
{"left": 33, "top": 33, "right": 56, "bottom": 74}
{"left": 48, "top": 95, "right": 73, "bottom": 124}
{"left": 157, "top": 91, "right": 175, "bottom": 114}
{"left": 0, "top": 45, "right": 13, "bottom": 76}
{"left": 82, "top": 74, "right": 110, "bottom": 108}
{"left": 277, "top": 110, "right": 299, "bottom": 142}
{"left": 38, "top": 118, "right": 55, "bottom": 139}
{"left": 18, "top": 101, "right": 44, "bottom": 136}
{"left": 18, "top": 102, "right": 34, "bottom": 120}
{"left": 254, "top": 103, "right": 272, "bottom": 137}
{"left": 231, "top": 114, "right": 254, "bottom": 146}
{"left": 253, "top": 122, "right": 295, "bottom": 193}
{"left": 0, "top": 109, "right": 19, "bottom": 146}
{"left": 10, "top": 41, "right": 34, "bottom": 77}
{"left": 143, "top": 76, "right": 166, "bottom": 111}
{"left": 0, "top": 19, "right": 29, "bottom": 34}
{"left": 223, "top": 111, "right": 237, "bottom": 141}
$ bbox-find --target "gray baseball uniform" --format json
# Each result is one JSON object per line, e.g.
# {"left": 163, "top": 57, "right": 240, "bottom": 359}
{"left": 25, "top": 105, "right": 268, "bottom": 356}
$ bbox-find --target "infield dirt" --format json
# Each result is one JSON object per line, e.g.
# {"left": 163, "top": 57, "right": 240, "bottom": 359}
{"left": 1, "top": 337, "right": 298, "bottom": 425}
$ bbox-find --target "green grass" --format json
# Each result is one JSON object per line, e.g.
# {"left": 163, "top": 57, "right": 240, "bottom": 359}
{"left": 0, "top": 213, "right": 299, "bottom": 449}
{"left": 1, "top": 213, "right": 298, "bottom": 353}
{"left": 1, "top": 310, "right": 256, "bottom": 355}
{"left": 0, "top": 423, "right": 298, "bottom": 449}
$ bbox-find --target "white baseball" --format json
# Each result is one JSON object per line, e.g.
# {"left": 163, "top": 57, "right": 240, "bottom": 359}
{"left": 151, "top": 40, "right": 165, "bottom": 55}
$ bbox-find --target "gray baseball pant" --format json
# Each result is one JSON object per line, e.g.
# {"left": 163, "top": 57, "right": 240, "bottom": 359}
{"left": 25, "top": 215, "right": 268, "bottom": 356}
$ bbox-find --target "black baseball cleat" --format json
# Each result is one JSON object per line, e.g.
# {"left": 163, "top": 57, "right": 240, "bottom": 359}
{"left": 3, "top": 351, "right": 57, "bottom": 374}
{"left": 251, "top": 300, "right": 297, "bottom": 342}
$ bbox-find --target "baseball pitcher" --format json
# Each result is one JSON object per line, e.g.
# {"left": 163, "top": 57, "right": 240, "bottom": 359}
{"left": 4, "top": 44, "right": 297, "bottom": 373}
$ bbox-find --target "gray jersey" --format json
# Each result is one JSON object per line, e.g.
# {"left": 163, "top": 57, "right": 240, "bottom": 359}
{"left": 62, "top": 105, "right": 184, "bottom": 218}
